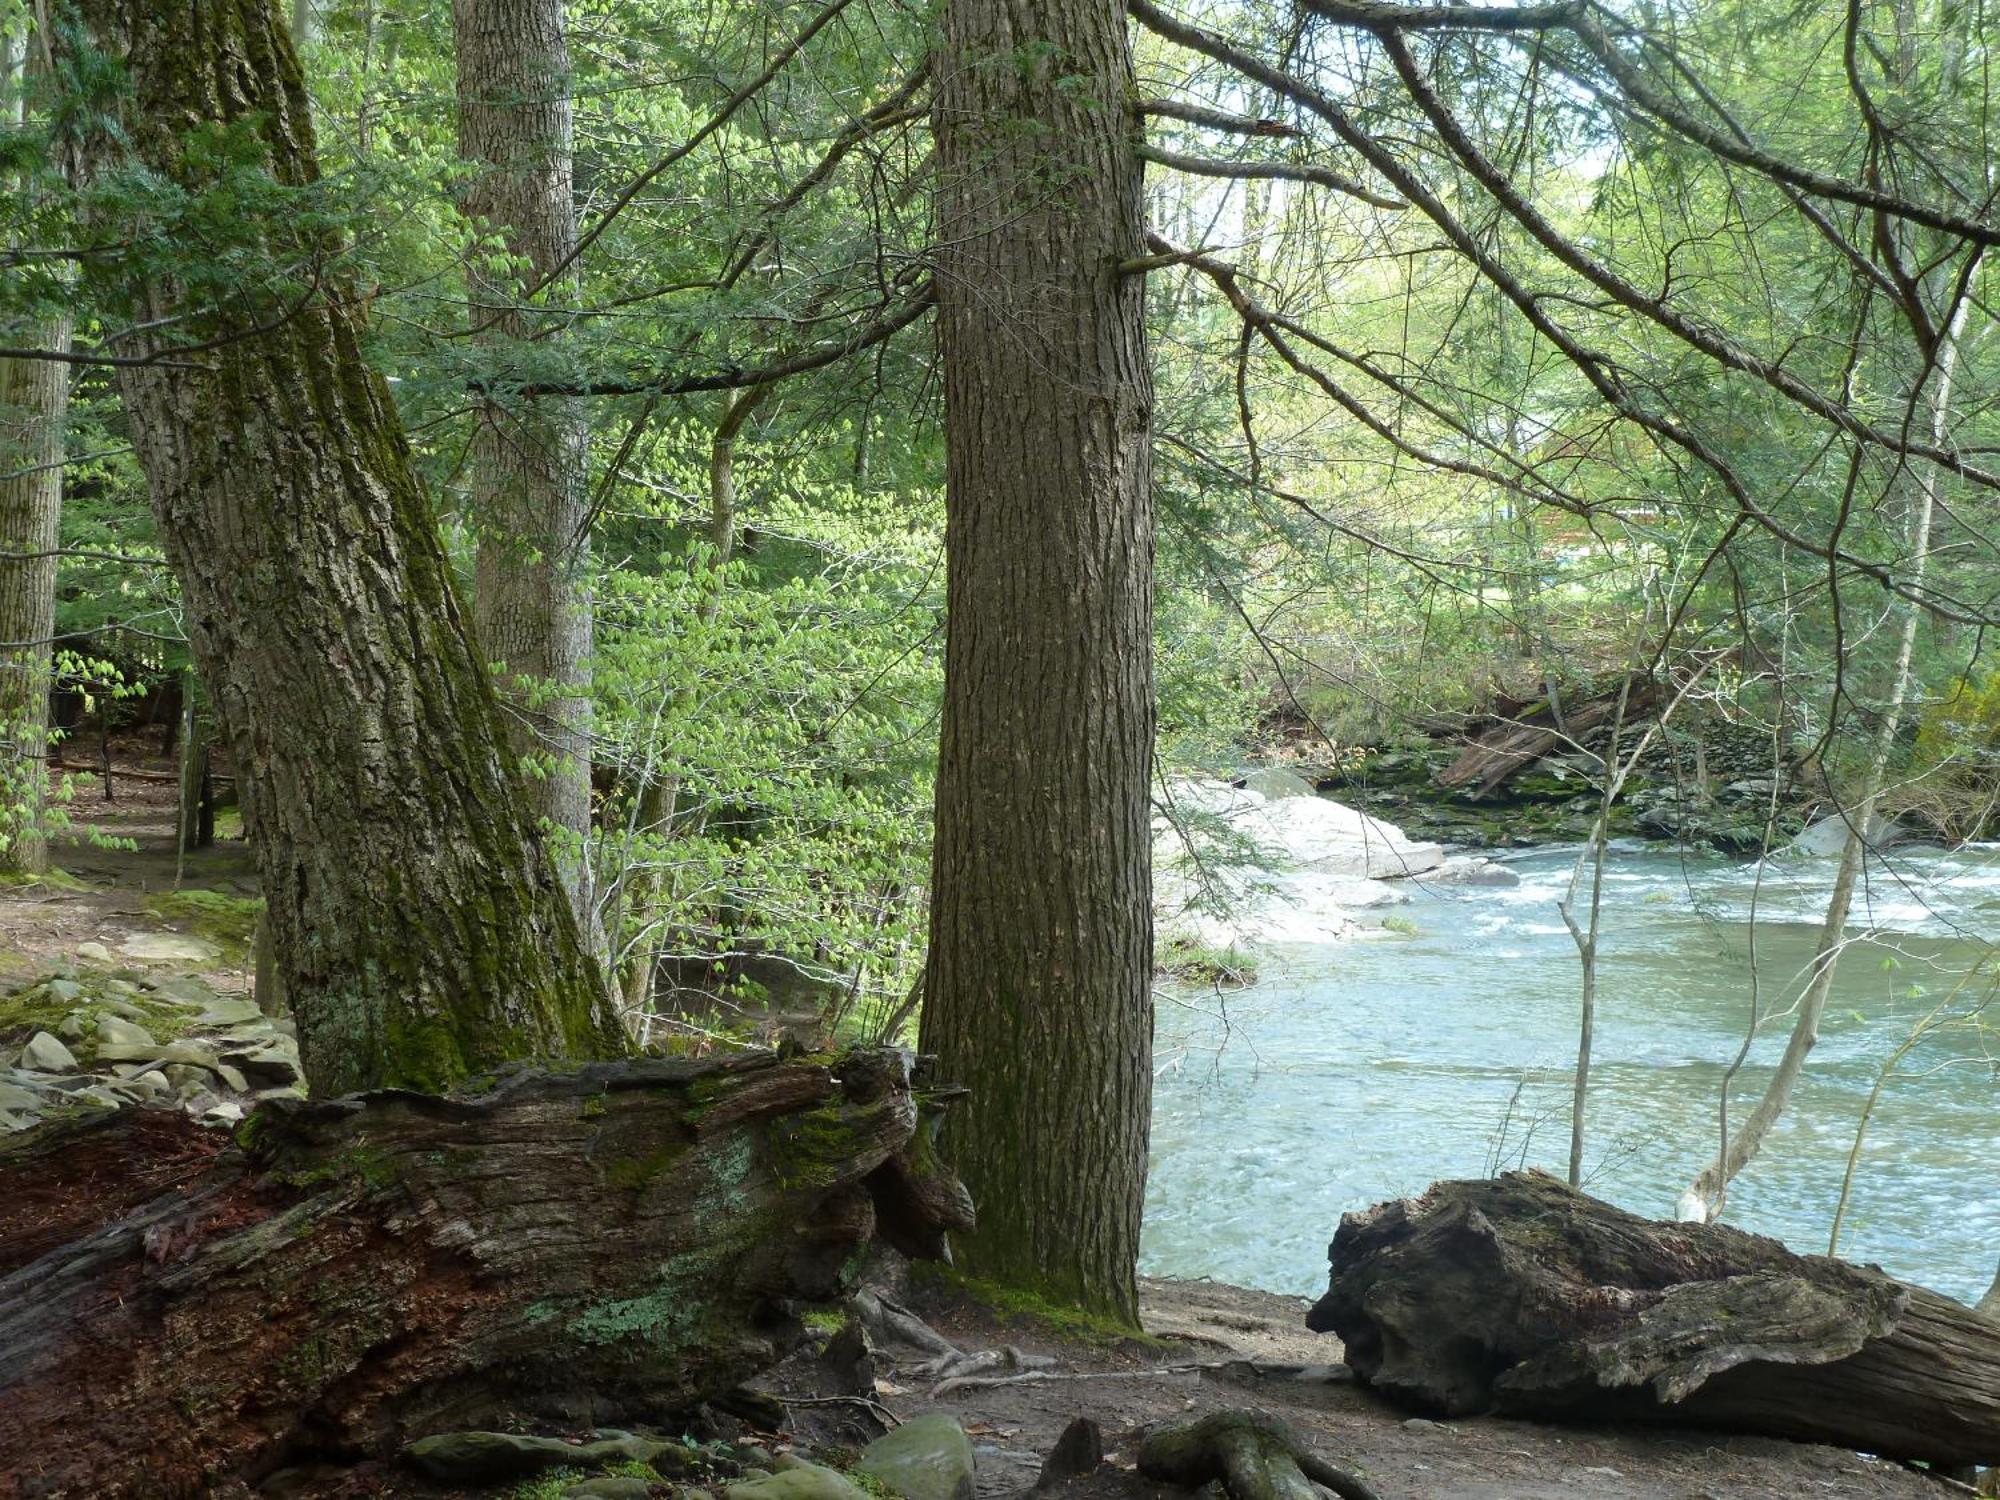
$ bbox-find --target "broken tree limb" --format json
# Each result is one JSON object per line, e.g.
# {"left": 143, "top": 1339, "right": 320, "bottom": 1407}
{"left": 1138, "top": 1409, "right": 1383, "bottom": 1500}
{"left": 1306, "top": 1172, "right": 2000, "bottom": 1467}
{"left": 0, "top": 1047, "right": 967, "bottom": 1499}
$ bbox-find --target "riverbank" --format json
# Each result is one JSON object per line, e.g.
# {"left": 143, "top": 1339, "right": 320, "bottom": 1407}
{"left": 299, "top": 1272, "right": 1961, "bottom": 1498}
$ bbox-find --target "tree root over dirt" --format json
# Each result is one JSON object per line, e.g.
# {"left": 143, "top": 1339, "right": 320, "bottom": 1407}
{"left": 1138, "top": 1409, "right": 1384, "bottom": 1500}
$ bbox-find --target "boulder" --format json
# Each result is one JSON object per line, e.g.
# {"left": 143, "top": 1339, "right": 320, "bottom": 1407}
{"left": 75, "top": 942, "right": 112, "bottom": 964}
{"left": 858, "top": 1416, "right": 976, "bottom": 1500}
{"left": 1241, "top": 767, "right": 1320, "bottom": 801}
{"left": 20, "top": 1032, "right": 76, "bottom": 1072}
{"left": 1422, "top": 857, "right": 1521, "bottom": 889}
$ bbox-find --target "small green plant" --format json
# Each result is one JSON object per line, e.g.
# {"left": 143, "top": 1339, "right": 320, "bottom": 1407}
{"left": 1380, "top": 914, "right": 1421, "bottom": 936}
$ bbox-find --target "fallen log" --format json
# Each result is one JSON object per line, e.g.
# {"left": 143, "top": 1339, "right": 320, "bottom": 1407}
{"left": 1306, "top": 1172, "right": 2000, "bottom": 1467}
{"left": 1435, "top": 683, "right": 1661, "bottom": 794}
{"left": 0, "top": 1046, "right": 968, "bottom": 1499}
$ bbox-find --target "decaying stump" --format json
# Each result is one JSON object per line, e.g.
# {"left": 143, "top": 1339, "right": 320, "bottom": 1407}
{"left": 1307, "top": 1172, "right": 2000, "bottom": 1466}
{"left": 0, "top": 1047, "right": 968, "bottom": 1498}
{"left": 1138, "top": 1410, "right": 1382, "bottom": 1500}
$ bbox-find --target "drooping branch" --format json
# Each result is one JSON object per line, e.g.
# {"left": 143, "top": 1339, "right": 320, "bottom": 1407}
{"left": 1127, "top": 0, "right": 2000, "bottom": 625}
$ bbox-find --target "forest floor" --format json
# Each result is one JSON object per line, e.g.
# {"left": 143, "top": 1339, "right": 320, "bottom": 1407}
{"left": 0, "top": 733, "right": 259, "bottom": 992}
{"left": 750, "top": 1275, "right": 1959, "bottom": 1500}
{"left": 0, "top": 744, "right": 1972, "bottom": 1500}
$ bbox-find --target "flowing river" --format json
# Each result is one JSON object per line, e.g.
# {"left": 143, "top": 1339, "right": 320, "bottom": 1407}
{"left": 1142, "top": 833, "right": 2000, "bottom": 1303}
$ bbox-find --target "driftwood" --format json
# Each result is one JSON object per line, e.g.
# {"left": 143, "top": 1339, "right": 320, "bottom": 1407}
{"left": 0, "top": 1047, "right": 970, "bottom": 1499}
{"left": 1435, "top": 683, "right": 1662, "bottom": 794}
{"left": 1307, "top": 1172, "right": 2000, "bottom": 1466}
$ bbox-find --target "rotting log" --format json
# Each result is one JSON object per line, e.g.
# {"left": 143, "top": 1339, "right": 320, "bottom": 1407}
{"left": 1435, "top": 683, "right": 1661, "bottom": 794}
{"left": 0, "top": 1047, "right": 968, "bottom": 1499}
{"left": 1306, "top": 1172, "right": 2000, "bottom": 1466}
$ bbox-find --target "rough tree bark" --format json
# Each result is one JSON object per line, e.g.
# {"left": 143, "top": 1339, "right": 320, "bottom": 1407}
{"left": 1307, "top": 1173, "right": 2000, "bottom": 1467}
{"left": 64, "top": 0, "right": 623, "bottom": 1096}
{"left": 921, "top": 0, "right": 1156, "bottom": 1324}
{"left": 0, "top": 318, "right": 67, "bottom": 877}
{"left": 454, "top": 0, "right": 600, "bottom": 940}
{"left": 0, "top": 26, "right": 70, "bottom": 878}
{"left": 0, "top": 1047, "right": 969, "bottom": 1498}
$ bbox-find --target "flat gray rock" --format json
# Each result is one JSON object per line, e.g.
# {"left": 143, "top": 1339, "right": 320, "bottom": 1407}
{"left": 95, "top": 1041, "right": 220, "bottom": 1069}
{"left": 119, "top": 933, "right": 220, "bottom": 963}
{"left": 197, "top": 997, "right": 263, "bottom": 1026}
{"left": 0, "top": 1080, "right": 46, "bottom": 1110}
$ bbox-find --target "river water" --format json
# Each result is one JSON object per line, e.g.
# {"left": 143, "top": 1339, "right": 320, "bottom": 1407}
{"left": 1142, "top": 835, "right": 2000, "bottom": 1304}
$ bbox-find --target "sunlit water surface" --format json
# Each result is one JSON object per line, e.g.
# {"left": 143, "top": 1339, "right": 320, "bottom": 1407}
{"left": 1142, "top": 835, "right": 2000, "bottom": 1303}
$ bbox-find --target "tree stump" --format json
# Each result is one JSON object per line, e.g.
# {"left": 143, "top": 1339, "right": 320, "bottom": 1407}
{"left": 0, "top": 1047, "right": 969, "bottom": 1498}
{"left": 1306, "top": 1171, "right": 2000, "bottom": 1466}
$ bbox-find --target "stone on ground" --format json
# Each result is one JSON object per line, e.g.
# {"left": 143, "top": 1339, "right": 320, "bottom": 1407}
{"left": 75, "top": 941, "right": 112, "bottom": 963}
{"left": 20, "top": 1031, "right": 76, "bottom": 1071}
{"left": 857, "top": 1415, "right": 977, "bottom": 1500}
{"left": 93, "top": 1015, "right": 157, "bottom": 1048}
{"left": 119, "top": 932, "right": 220, "bottom": 962}
{"left": 727, "top": 1460, "right": 873, "bottom": 1500}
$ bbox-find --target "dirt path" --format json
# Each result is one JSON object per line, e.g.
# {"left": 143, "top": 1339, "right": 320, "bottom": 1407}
{"left": 0, "top": 744, "right": 258, "bottom": 995}
{"left": 748, "top": 1276, "right": 1956, "bottom": 1500}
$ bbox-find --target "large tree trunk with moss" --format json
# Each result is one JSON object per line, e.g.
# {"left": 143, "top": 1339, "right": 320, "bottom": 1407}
{"left": 918, "top": 0, "right": 1156, "bottom": 1328}
{"left": 0, "top": 1047, "right": 968, "bottom": 1497}
{"left": 454, "top": 0, "right": 600, "bottom": 942}
{"left": 63, "top": 0, "right": 622, "bottom": 1096}
{"left": 0, "top": 320, "right": 68, "bottom": 877}
{"left": 1307, "top": 1172, "right": 2000, "bottom": 1467}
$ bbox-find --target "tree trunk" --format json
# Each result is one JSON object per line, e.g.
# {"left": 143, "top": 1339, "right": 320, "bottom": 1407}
{"left": 0, "top": 1047, "right": 970, "bottom": 1498}
{"left": 455, "top": 0, "right": 600, "bottom": 942}
{"left": 65, "top": 0, "right": 623, "bottom": 1097}
{"left": 1307, "top": 1172, "right": 2000, "bottom": 1467}
{"left": 921, "top": 0, "right": 1156, "bottom": 1324}
{"left": 0, "top": 317, "right": 68, "bottom": 877}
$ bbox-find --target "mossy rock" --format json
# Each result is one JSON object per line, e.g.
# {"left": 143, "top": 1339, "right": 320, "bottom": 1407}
{"left": 142, "top": 889, "right": 264, "bottom": 963}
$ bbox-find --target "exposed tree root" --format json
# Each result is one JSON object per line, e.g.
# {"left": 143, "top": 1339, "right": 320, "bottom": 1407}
{"left": 1137, "top": 1410, "right": 1383, "bottom": 1500}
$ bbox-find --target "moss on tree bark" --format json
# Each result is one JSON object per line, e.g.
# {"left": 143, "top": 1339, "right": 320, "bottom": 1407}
{"left": 64, "top": 0, "right": 625, "bottom": 1094}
